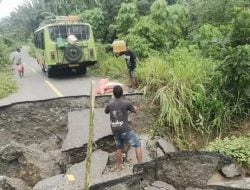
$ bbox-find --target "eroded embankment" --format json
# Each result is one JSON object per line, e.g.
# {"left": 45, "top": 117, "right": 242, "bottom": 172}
{"left": 0, "top": 94, "right": 142, "bottom": 188}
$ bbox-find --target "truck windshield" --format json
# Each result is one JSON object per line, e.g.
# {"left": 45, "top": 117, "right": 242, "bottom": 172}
{"left": 48, "top": 25, "right": 90, "bottom": 41}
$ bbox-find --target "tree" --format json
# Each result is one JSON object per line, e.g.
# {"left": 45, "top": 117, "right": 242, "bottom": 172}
{"left": 231, "top": 8, "right": 250, "bottom": 47}
{"left": 187, "top": 0, "right": 250, "bottom": 27}
{"left": 115, "top": 2, "right": 138, "bottom": 36}
{"left": 80, "top": 8, "right": 105, "bottom": 40}
{"left": 136, "top": 0, "right": 155, "bottom": 15}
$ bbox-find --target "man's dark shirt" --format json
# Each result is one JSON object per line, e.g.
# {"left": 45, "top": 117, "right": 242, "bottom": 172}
{"left": 120, "top": 50, "right": 137, "bottom": 70}
{"left": 105, "top": 98, "right": 136, "bottom": 135}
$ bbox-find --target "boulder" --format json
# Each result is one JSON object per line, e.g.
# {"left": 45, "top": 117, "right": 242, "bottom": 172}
{"left": 0, "top": 142, "right": 65, "bottom": 187}
{"left": 127, "top": 135, "right": 153, "bottom": 163}
{"left": 157, "top": 138, "right": 175, "bottom": 153}
{"left": 146, "top": 136, "right": 176, "bottom": 159}
{"left": 0, "top": 176, "right": 31, "bottom": 190}
{"left": 133, "top": 151, "right": 233, "bottom": 188}
{"left": 220, "top": 164, "right": 242, "bottom": 178}
{"left": 0, "top": 144, "right": 23, "bottom": 162}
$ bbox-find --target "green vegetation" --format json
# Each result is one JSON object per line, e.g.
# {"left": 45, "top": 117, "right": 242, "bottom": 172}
{"left": 0, "top": 69, "right": 17, "bottom": 99}
{"left": 0, "top": 38, "right": 17, "bottom": 98}
{"left": 0, "top": 0, "right": 249, "bottom": 150}
{"left": 206, "top": 135, "right": 250, "bottom": 167}
{"left": 92, "top": 43, "right": 127, "bottom": 80}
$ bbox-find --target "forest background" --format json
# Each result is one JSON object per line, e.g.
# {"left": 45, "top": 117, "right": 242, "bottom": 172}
{"left": 0, "top": 0, "right": 249, "bottom": 167}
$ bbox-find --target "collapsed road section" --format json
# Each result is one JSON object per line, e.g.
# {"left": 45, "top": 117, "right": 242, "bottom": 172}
{"left": 0, "top": 95, "right": 249, "bottom": 190}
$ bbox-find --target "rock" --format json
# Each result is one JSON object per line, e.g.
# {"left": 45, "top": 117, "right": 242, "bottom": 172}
{"left": 151, "top": 181, "right": 176, "bottom": 190}
{"left": 144, "top": 186, "right": 159, "bottom": 190}
{"left": 133, "top": 151, "right": 233, "bottom": 188}
{"left": 157, "top": 138, "right": 175, "bottom": 153}
{"left": 39, "top": 136, "right": 63, "bottom": 151}
{"left": 108, "top": 184, "right": 128, "bottom": 190}
{"left": 156, "top": 148, "right": 164, "bottom": 157}
{"left": 207, "top": 172, "right": 227, "bottom": 184}
{"left": 107, "top": 152, "right": 118, "bottom": 167}
{"left": 208, "top": 177, "right": 250, "bottom": 189}
{"left": 146, "top": 137, "right": 175, "bottom": 159}
{"left": 127, "top": 135, "right": 153, "bottom": 164}
{"left": 0, "top": 176, "right": 31, "bottom": 190}
{"left": 0, "top": 142, "right": 66, "bottom": 187}
{"left": 220, "top": 164, "right": 242, "bottom": 178}
{"left": 0, "top": 144, "right": 23, "bottom": 162}
{"left": 89, "top": 173, "right": 143, "bottom": 190}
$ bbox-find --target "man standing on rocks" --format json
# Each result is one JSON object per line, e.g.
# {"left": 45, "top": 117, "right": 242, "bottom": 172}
{"left": 105, "top": 85, "right": 142, "bottom": 170}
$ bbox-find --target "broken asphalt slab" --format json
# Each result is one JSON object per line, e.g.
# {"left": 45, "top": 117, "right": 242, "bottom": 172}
{"left": 33, "top": 150, "right": 109, "bottom": 190}
{"left": 62, "top": 108, "right": 112, "bottom": 152}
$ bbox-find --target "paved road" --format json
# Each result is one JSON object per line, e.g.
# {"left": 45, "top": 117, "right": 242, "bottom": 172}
{"left": 0, "top": 46, "right": 100, "bottom": 106}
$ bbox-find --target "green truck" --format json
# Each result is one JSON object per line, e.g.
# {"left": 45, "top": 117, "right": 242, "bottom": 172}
{"left": 33, "top": 16, "right": 97, "bottom": 77}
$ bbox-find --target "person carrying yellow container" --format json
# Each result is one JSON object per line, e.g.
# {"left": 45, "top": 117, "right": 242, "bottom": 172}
{"left": 112, "top": 40, "right": 138, "bottom": 92}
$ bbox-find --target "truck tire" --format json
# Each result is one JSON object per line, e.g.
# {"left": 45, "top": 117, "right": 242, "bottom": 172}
{"left": 47, "top": 68, "right": 54, "bottom": 78}
{"left": 64, "top": 45, "right": 82, "bottom": 63}
{"left": 77, "top": 66, "right": 86, "bottom": 75}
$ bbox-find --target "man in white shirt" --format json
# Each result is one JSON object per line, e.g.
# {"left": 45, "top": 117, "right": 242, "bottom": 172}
{"left": 12, "top": 48, "right": 24, "bottom": 77}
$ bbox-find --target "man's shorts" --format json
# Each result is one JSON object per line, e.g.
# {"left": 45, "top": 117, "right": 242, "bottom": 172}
{"left": 128, "top": 68, "right": 136, "bottom": 78}
{"left": 16, "top": 64, "right": 24, "bottom": 72}
{"left": 114, "top": 130, "right": 141, "bottom": 149}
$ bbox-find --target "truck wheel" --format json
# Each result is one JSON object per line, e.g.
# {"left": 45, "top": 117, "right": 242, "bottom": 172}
{"left": 47, "top": 68, "right": 54, "bottom": 78}
{"left": 78, "top": 66, "right": 86, "bottom": 75}
{"left": 64, "top": 45, "right": 82, "bottom": 63}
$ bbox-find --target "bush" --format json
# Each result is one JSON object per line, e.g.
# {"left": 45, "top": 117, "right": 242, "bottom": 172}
{"left": 206, "top": 135, "right": 250, "bottom": 167}
{"left": 218, "top": 45, "right": 250, "bottom": 107}
{"left": 231, "top": 8, "right": 250, "bottom": 47}
{"left": 0, "top": 70, "right": 17, "bottom": 99}
{"left": 0, "top": 38, "right": 8, "bottom": 67}
{"left": 0, "top": 37, "right": 17, "bottom": 99}
{"left": 93, "top": 43, "right": 127, "bottom": 80}
{"left": 189, "top": 24, "right": 228, "bottom": 59}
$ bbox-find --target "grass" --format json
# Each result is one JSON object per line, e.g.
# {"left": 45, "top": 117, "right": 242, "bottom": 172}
{"left": 0, "top": 67, "right": 17, "bottom": 99}
{"left": 136, "top": 47, "right": 246, "bottom": 148}
{"left": 138, "top": 48, "right": 217, "bottom": 131}
{"left": 90, "top": 43, "right": 128, "bottom": 82}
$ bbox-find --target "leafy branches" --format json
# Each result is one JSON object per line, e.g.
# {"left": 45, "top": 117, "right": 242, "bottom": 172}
{"left": 206, "top": 135, "right": 250, "bottom": 167}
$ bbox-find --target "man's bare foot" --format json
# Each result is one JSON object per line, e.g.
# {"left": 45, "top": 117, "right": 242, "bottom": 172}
{"left": 116, "top": 164, "right": 125, "bottom": 171}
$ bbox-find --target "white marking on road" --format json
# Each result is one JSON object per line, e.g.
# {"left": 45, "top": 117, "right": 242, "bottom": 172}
{"left": 45, "top": 80, "right": 64, "bottom": 97}
{"left": 31, "top": 68, "right": 37, "bottom": 73}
